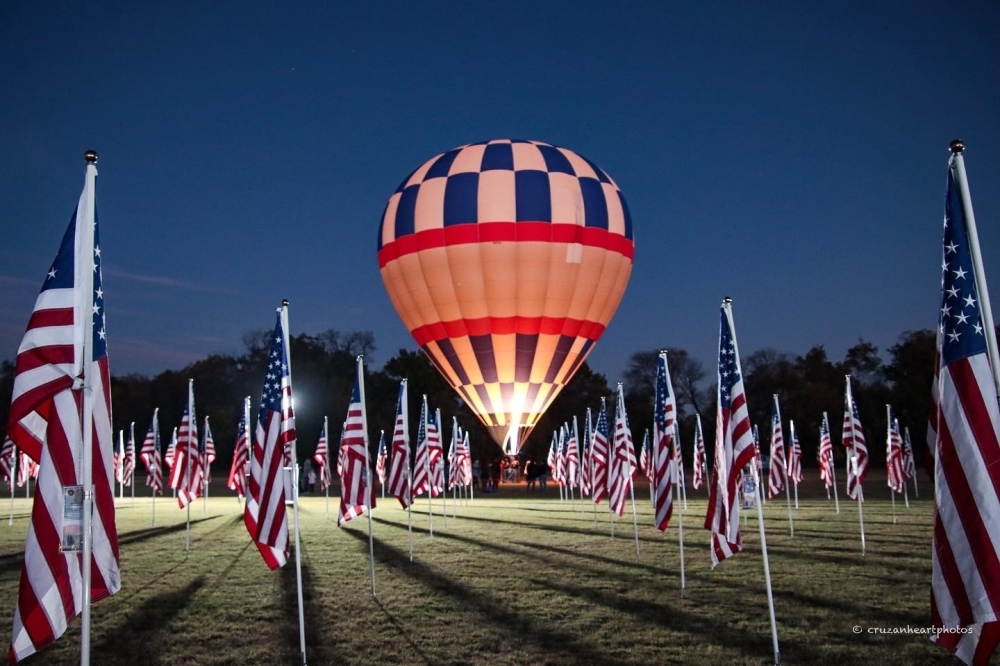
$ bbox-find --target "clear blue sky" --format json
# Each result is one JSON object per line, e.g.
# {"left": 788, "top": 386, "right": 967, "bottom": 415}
{"left": 2, "top": 1, "right": 998, "bottom": 382}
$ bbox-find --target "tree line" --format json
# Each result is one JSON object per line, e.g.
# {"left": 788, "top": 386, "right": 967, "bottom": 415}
{"left": 0, "top": 328, "right": 937, "bottom": 477}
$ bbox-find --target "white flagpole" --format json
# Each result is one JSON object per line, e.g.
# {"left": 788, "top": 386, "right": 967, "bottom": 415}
{"left": 846, "top": 376, "right": 866, "bottom": 556}
{"left": 436, "top": 408, "right": 445, "bottom": 527}
{"left": 400, "top": 380, "right": 413, "bottom": 561}
{"left": 8, "top": 444, "right": 15, "bottom": 525}
{"left": 673, "top": 450, "right": 686, "bottom": 598}
{"left": 423, "top": 395, "right": 433, "bottom": 538}
{"left": 323, "top": 416, "right": 330, "bottom": 519}
{"left": 152, "top": 409, "right": 159, "bottom": 527}
{"left": 674, "top": 422, "right": 688, "bottom": 511}
{"left": 185, "top": 379, "right": 193, "bottom": 559}
{"left": 79, "top": 151, "right": 98, "bottom": 666}
{"left": 355, "top": 355, "right": 377, "bottom": 598}
{"left": 381, "top": 430, "right": 386, "bottom": 500}
{"left": 118, "top": 430, "right": 124, "bottom": 501}
{"left": 130, "top": 422, "right": 136, "bottom": 505}
{"left": 280, "top": 301, "right": 309, "bottom": 665}
{"left": 829, "top": 451, "right": 840, "bottom": 515}
{"left": 903, "top": 475, "right": 909, "bottom": 509}
{"left": 775, "top": 398, "right": 793, "bottom": 537}
{"left": 951, "top": 140, "right": 1000, "bottom": 395}
{"left": 853, "top": 455, "right": 867, "bottom": 557}
{"left": 202, "top": 416, "right": 210, "bottom": 517}
{"left": 886, "top": 406, "right": 897, "bottom": 525}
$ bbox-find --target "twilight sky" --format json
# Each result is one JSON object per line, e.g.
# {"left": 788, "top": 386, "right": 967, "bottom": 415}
{"left": 2, "top": 1, "right": 999, "bottom": 383}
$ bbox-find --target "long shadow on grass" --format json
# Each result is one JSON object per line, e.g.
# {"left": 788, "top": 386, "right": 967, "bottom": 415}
{"left": 344, "top": 529, "right": 619, "bottom": 666}
{"left": 373, "top": 598, "right": 435, "bottom": 666}
{"left": 117, "top": 516, "right": 218, "bottom": 546}
{"left": 93, "top": 577, "right": 206, "bottom": 663}
{"left": 404, "top": 509, "right": 666, "bottom": 543}
{"left": 282, "top": 540, "right": 350, "bottom": 665}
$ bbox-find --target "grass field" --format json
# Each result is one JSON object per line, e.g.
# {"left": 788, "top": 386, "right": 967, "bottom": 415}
{"left": 0, "top": 480, "right": 972, "bottom": 665}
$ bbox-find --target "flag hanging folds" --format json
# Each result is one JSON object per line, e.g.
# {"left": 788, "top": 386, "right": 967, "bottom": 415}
{"left": 639, "top": 430, "right": 652, "bottom": 481}
{"left": 429, "top": 410, "right": 445, "bottom": 495}
{"left": 704, "top": 301, "right": 755, "bottom": 567}
{"left": 788, "top": 421, "right": 803, "bottom": 486}
{"left": 311, "top": 419, "right": 331, "bottom": 492}
{"left": 901, "top": 426, "right": 916, "bottom": 481}
{"left": 245, "top": 310, "right": 293, "bottom": 569}
{"left": 931, "top": 148, "right": 1000, "bottom": 665}
{"left": 387, "top": 382, "right": 412, "bottom": 509}
{"left": 201, "top": 416, "right": 216, "bottom": 484}
{"left": 0, "top": 439, "right": 14, "bottom": 484}
{"left": 336, "top": 424, "right": 346, "bottom": 479}
{"left": 7, "top": 161, "right": 121, "bottom": 663}
{"left": 653, "top": 351, "right": 677, "bottom": 531}
{"left": 122, "top": 425, "right": 136, "bottom": 487}
{"left": 140, "top": 411, "right": 162, "bottom": 495}
{"left": 227, "top": 403, "right": 250, "bottom": 497}
{"left": 555, "top": 427, "right": 567, "bottom": 487}
{"left": 547, "top": 432, "right": 558, "bottom": 483}
{"left": 168, "top": 384, "right": 201, "bottom": 508}
{"left": 460, "top": 431, "right": 472, "bottom": 486}
{"left": 673, "top": 421, "right": 685, "bottom": 483}
{"left": 609, "top": 384, "right": 636, "bottom": 517}
{"left": 692, "top": 415, "right": 706, "bottom": 490}
{"left": 113, "top": 435, "right": 122, "bottom": 485}
{"left": 579, "top": 411, "right": 593, "bottom": 497}
{"left": 842, "top": 377, "right": 868, "bottom": 500}
{"left": 591, "top": 400, "right": 610, "bottom": 503}
{"left": 338, "top": 357, "right": 376, "bottom": 526}
{"left": 886, "top": 412, "right": 906, "bottom": 495}
{"left": 376, "top": 431, "right": 388, "bottom": 487}
{"left": 818, "top": 412, "right": 834, "bottom": 489}
{"left": 447, "top": 420, "right": 460, "bottom": 491}
{"left": 17, "top": 453, "right": 38, "bottom": 488}
{"left": 566, "top": 422, "right": 579, "bottom": 489}
{"left": 768, "top": 396, "right": 787, "bottom": 499}
{"left": 412, "top": 398, "right": 432, "bottom": 498}
{"left": 165, "top": 428, "right": 177, "bottom": 471}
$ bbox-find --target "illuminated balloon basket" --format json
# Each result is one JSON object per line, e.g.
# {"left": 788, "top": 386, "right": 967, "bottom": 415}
{"left": 378, "top": 140, "right": 634, "bottom": 452}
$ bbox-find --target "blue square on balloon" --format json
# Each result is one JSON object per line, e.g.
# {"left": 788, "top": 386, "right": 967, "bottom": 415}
{"left": 395, "top": 184, "right": 420, "bottom": 238}
{"left": 580, "top": 178, "right": 609, "bottom": 230}
{"left": 515, "top": 170, "right": 551, "bottom": 222}
{"left": 444, "top": 173, "right": 479, "bottom": 226}
{"left": 482, "top": 143, "right": 514, "bottom": 171}
{"left": 538, "top": 145, "right": 575, "bottom": 175}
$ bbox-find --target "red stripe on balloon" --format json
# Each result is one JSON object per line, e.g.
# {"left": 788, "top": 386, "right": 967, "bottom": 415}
{"left": 410, "top": 316, "right": 606, "bottom": 347}
{"left": 377, "top": 221, "right": 634, "bottom": 268}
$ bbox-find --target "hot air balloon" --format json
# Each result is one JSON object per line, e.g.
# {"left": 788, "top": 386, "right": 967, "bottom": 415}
{"left": 377, "top": 139, "right": 633, "bottom": 453}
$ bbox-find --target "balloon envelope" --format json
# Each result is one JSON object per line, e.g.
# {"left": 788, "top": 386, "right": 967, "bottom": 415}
{"left": 378, "top": 140, "right": 633, "bottom": 450}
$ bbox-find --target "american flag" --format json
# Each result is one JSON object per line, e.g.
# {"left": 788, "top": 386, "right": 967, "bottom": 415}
{"left": 692, "top": 414, "right": 706, "bottom": 490}
{"left": 447, "top": 420, "right": 460, "bottom": 491}
{"left": 768, "top": 395, "right": 787, "bottom": 500}
{"left": 168, "top": 383, "right": 201, "bottom": 508}
{"left": 338, "top": 356, "right": 375, "bottom": 526}
{"left": 0, "top": 438, "right": 14, "bottom": 486}
{"left": 591, "top": 400, "right": 610, "bottom": 504}
{"left": 842, "top": 376, "right": 868, "bottom": 500}
{"left": 311, "top": 418, "right": 331, "bottom": 492}
{"left": 460, "top": 431, "right": 472, "bottom": 486}
{"left": 201, "top": 416, "right": 216, "bottom": 484}
{"left": 429, "top": 409, "right": 445, "bottom": 496}
{"left": 113, "top": 433, "right": 122, "bottom": 485}
{"left": 165, "top": 427, "right": 177, "bottom": 470}
{"left": 566, "top": 421, "right": 580, "bottom": 489}
{"left": 931, "top": 148, "right": 1000, "bottom": 665}
{"left": 7, "top": 162, "right": 121, "bottom": 663}
{"left": 386, "top": 381, "right": 412, "bottom": 509}
{"left": 704, "top": 301, "right": 755, "bottom": 567}
{"left": 818, "top": 412, "right": 834, "bottom": 489}
{"left": 140, "top": 410, "right": 162, "bottom": 495}
{"left": 227, "top": 399, "right": 250, "bottom": 498}
{"left": 555, "top": 426, "right": 567, "bottom": 486}
{"left": 375, "top": 430, "right": 388, "bottom": 488}
{"left": 788, "top": 420, "right": 803, "bottom": 486}
{"left": 412, "top": 397, "right": 432, "bottom": 498}
{"left": 886, "top": 410, "right": 906, "bottom": 495}
{"left": 245, "top": 310, "right": 293, "bottom": 569}
{"left": 17, "top": 451, "right": 39, "bottom": 488}
{"left": 545, "top": 430, "right": 559, "bottom": 482}
{"left": 901, "top": 425, "right": 916, "bottom": 481}
{"left": 639, "top": 430, "right": 651, "bottom": 481}
{"left": 673, "top": 421, "right": 686, "bottom": 488}
{"left": 608, "top": 384, "right": 636, "bottom": 517}
{"left": 653, "top": 351, "right": 676, "bottom": 531}
{"left": 579, "top": 409, "right": 593, "bottom": 497}
{"left": 122, "top": 424, "right": 136, "bottom": 488}
{"left": 336, "top": 424, "right": 346, "bottom": 479}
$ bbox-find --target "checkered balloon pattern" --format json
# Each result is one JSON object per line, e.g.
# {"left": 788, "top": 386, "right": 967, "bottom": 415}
{"left": 378, "top": 139, "right": 634, "bottom": 449}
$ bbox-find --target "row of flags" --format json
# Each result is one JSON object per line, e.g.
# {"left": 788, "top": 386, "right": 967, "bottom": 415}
{"left": 5, "top": 142, "right": 1000, "bottom": 666}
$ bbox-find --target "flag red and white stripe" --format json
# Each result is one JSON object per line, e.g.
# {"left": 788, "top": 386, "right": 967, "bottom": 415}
{"left": 788, "top": 420, "right": 802, "bottom": 486}
{"left": 704, "top": 301, "right": 755, "bottom": 567}
{"left": 653, "top": 351, "right": 676, "bottom": 531}
{"left": 842, "top": 377, "right": 868, "bottom": 501}
{"left": 386, "top": 381, "right": 412, "bottom": 509}
{"left": 886, "top": 410, "right": 906, "bottom": 495}
{"left": 768, "top": 395, "right": 787, "bottom": 500}
{"left": 376, "top": 431, "right": 388, "bottom": 487}
{"left": 0, "top": 438, "right": 14, "bottom": 485}
{"left": 168, "top": 382, "right": 201, "bottom": 508}
{"left": 245, "top": 309, "right": 293, "bottom": 569}
{"left": 930, "top": 149, "right": 1000, "bottom": 664}
{"left": 227, "top": 399, "right": 251, "bottom": 497}
{"left": 692, "top": 414, "right": 706, "bottom": 491}
{"left": 338, "top": 357, "right": 376, "bottom": 526}
{"left": 139, "top": 410, "right": 162, "bottom": 495}
{"left": 609, "top": 384, "right": 636, "bottom": 517}
{"left": 818, "top": 412, "right": 834, "bottom": 489}
{"left": 591, "top": 401, "right": 610, "bottom": 504}
{"left": 7, "top": 162, "right": 121, "bottom": 663}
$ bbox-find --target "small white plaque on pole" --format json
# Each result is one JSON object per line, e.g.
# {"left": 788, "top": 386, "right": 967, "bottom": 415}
{"left": 742, "top": 474, "right": 757, "bottom": 510}
{"left": 61, "top": 485, "right": 85, "bottom": 552}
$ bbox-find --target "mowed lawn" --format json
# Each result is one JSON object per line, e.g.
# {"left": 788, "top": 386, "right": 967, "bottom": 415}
{"left": 0, "top": 480, "right": 971, "bottom": 665}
